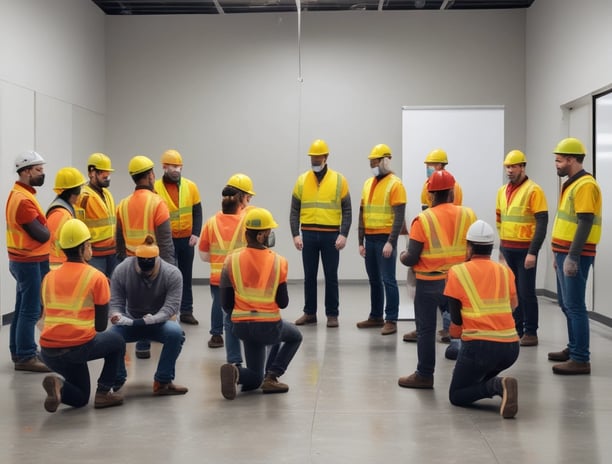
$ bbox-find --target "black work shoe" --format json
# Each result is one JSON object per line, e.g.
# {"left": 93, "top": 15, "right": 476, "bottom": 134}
{"left": 135, "top": 349, "right": 151, "bottom": 359}
{"left": 180, "top": 313, "right": 199, "bottom": 325}
{"left": 500, "top": 377, "right": 518, "bottom": 418}
{"left": 208, "top": 335, "right": 224, "bottom": 348}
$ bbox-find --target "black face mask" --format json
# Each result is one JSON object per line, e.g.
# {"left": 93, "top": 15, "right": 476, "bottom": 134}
{"left": 30, "top": 173, "right": 45, "bottom": 187}
{"left": 138, "top": 257, "right": 156, "bottom": 273}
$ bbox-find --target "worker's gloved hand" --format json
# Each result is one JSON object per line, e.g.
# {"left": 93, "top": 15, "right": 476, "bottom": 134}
{"left": 111, "top": 314, "right": 133, "bottom": 326}
{"left": 563, "top": 256, "right": 579, "bottom": 277}
{"left": 143, "top": 313, "right": 156, "bottom": 325}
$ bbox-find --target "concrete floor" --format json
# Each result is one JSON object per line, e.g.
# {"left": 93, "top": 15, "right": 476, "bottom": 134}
{"left": 1, "top": 282, "right": 611, "bottom": 464}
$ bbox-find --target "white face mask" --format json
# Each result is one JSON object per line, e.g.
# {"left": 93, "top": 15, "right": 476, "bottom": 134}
{"left": 371, "top": 166, "right": 381, "bottom": 177}
{"left": 312, "top": 163, "right": 325, "bottom": 173}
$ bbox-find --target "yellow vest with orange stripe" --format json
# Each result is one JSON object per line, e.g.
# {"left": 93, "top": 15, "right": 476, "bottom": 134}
{"left": 77, "top": 185, "right": 116, "bottom": 255}
{"left": 362, "top": 174, "right": 403, "bottom": 233}
{"left": 6, "top": 182, "right": 50, "bottom": 259}
{"left": 154, "top": 178, "right": 200, "bottom": 238}
{"left": 497, "top": 179, "right": 541, "bottom": 242}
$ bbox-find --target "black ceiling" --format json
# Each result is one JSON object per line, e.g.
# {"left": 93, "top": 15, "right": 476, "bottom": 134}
{"left": 92, "top": 0, "right": 535, "bottom": 15}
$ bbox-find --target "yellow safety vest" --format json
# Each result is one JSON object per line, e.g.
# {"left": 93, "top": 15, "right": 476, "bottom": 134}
{"left": 77, "top": 185, "right": 116, "bottom": 252}
{"left": 362, "top": 174, "right": 402, "bottom": 231}
{"left": 155, "top": 178, "right": 199, "bottom": 238}
{"left": 294, "top": 170, "right": 344, "bottom": 228}
{"left": 497, "top": 179, "right": 539, "bottom": 242}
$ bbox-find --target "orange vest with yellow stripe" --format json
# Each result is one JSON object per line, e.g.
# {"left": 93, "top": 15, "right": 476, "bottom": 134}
{"left": 204, "top": 212, "right": 247, "bottom": 285}
{"left": 117, "top": 189, "right": 168, "bottom": 256}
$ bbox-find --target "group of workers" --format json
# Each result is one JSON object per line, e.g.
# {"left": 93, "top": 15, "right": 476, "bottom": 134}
{"left": 5, "top": 135, "right": 601, "bottom": 418}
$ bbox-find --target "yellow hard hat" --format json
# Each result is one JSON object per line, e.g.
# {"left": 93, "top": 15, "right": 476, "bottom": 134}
{"left": 161, "top": 149, "right": 183, "bottom": 166}
{"left": 245, "top": 207, "right": 278, "bottom": 230}
{"left": 424, "top": 148, "right": 448, "bottom": 164}
{"left": 368, "top": 144, "right": 392, "bottom": 160}
{"left": 128, "top": 155, "right": 155, "bottom": 176}
{"left": 226, "top": 173, "right": 255, "bottom": 195}
{"left": 308, "top": 139, "right": 329, "bottom": 156}
{"left": 554, "top": 137, "right": 586, "bottom": 156}
{"left": 503, "top": 150, "right": 527, "bottom": 166}
{"left": 88, "top": 153, "right": 114, "bottom": 171}
{"left": 53, "top": 167, "right": 86, "bottom": 194}
{"left": 59, "top": 218, "right": 91, "bottom": 249}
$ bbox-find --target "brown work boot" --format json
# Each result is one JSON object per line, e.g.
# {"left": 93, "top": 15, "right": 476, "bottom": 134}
{"left": 326, "top": 316, "right": 339, "bottom": 328}
{"left": 220, "top": 363, "right": 239, "bottom": 400}
{"left": 208, "top": 334, "right": 224, "bottom": 348}
{"left": 94, "top": 390, "right": 124, "bottom": 409}
{"left": 180, "top": 313, "right": 199, "bottom": 325}
{"left": 42, "top": 375, "right": 63, "bottom": 413}
{"left": 295, "top": 313, "right": 317, "bottom": 325}
{"left": 398, "top": 372, "right": 434, "bottom": 389}
{"left": 548, "top": 347, "right": 570, "bottom": 362}
{"left": 552, "top": 360, "right": 591, "bottom": 375}
{"left": 500, "top": 377, "right": 518, "bottom": 418}
{"left": 381, "top": 321, "right": 397, "bottom": 335}
{"left": 520, "top": 334, "right": 538, "bottom": 347}
{"left": 403, "top": 330, "right": 418, "bottom": 342}
{"left": 153, "top": 381, "right": 189, "bottom": 396}
{"left": 15, "top": 355, "right": 51, "bottom": 373}
{"left": 438, "top": 329, "right": 451, "bottom": 344}
{"left": 261, "top": 374, "right": 289, "bottom": 394}
{"left": 356, "top": 317, "right": 384, "bottom": 329}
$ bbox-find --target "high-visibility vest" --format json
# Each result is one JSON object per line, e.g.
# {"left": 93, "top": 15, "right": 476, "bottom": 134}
{"left": 362, "top": 174, "right": 404, "bottom": 233}
{"left": 154, "top": 178, "right": 200, "bottom": 238}
{"left": 227, "top": 247, "right": 287, "bottom": 323}
{"left": 5, "top": 182, "right": 50, "bottom": 260}
{"left": 420, "top": 179, "right": 463, "bottom": 208}
{"left": 46, "top": 202, "right": 74, "bottom": 269}
{"left": 40, "top": 262, "right": 110, "bottom": 348}
{"left": 412, "top": 204, "right": 476, "bottom": 280}
{"left": 552, "top": 174, "right": 602, "bottom": 255}
{"left": 444, "top": 258, "right": 519, "bottom": 343}
{"left": 496, "top": 179, "right": 545, "bottom": 243}
{"left": 77, "top": 185, "right": 116, "bottom": 256}
{"left": 293, "top": 170, "right": 346, "bottom": 229}
{"left": 203, "top": 211, "right": 246, "bottom": 285}
{"left": 117, "top": 189, "right": 168, "bottom": 256}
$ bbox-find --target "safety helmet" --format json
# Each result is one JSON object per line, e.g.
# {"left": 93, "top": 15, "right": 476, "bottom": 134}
{"left": 245, "top": 207, "right": 278, "bottom": 230}
{"left": 427, "top": 169, "right": 455, "bottom": 192}
{"left": 53, "top": 167, "right": 86, "bottom": 194}
{"left": 226, "top": 173, "right": 255, "bottom": 195}
{"left": 503, "top": 150, "right": 527, "bottom": 166}
{"left": 424, "top": 148, "right": 448, "bottom": 164}
{"left": 554, "top": 137, "right": 586, "bottom": 156}
{"left": 368, "top": 144, "right": 392, "bottom": 160}
{"left": 161, "top": 149, "right": 183, "bottom": 166}
{"left": 15, "top": 151, "right": 45, "bottom": 172}
{"left": 466, "top": 220, "right": 495, "bottom": 245}
{"left": 128, "top": 155, "right": 155, "bottom": 176}
{"left": 88, "top": 152, "right": 114, "bottom": 172}
{"left": 308, "top": 139, "right": 329, "bottom": 156}
{"left": 135, "top": 235, "right": 159, "bottom": 258}
{"left": 59, "top": 218, "right": 91, "bottom": 249}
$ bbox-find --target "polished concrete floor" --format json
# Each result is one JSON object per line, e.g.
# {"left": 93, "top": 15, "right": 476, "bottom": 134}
{"left": 1, "top": 282, "right": 611, "bottom": 464}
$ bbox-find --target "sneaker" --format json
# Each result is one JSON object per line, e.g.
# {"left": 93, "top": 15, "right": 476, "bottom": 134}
{"left": 398, "top": 372, "right": 434, "bottom": 389}
{"left": 381, "top": 321, "right": 397, "bottom": 335}
{"left": 220, "top": 363, "right": 239, "bottom": 400}
{"left": 94, "top": 390, "right": 124, "bottom": 409}
{"left": 500, "top": 377, "right": 518, "bottom": 418}
{"left": 438, "top": 329, "right": 451, "bottom": 344}
{"left": 552, "top": 360, "right": 591, "bottom": 375}
{"left": 42, "top": 375, "right": 63, "bottom": 413}
{"left": 356, "top": 318, "right": 384, "bottom": 329}
{"left": 295, "top": 313, "right": 317, "bottom": 325}
{"left": 15, "top": 355, "right": 51, "bottom": 373}
{"left": 261, "top": 374, "right": 289, "bottom": 394}
{"left": 520, "top": 334, "right": 538, "bottom": 347}
{"left": 153, "top": 381, "right": 189, "bottom": 396}
{"left": 403, "top": 330, "right": 418, "bottom": 342}
{"left": 180, "top": 313, "right": 199, "bottom": 325}
{"left": 547, "top": 347, "right": 570, "bottom": 362}
{"left": 135, "top": 349, "right": 151, "bottom": 359}
{"left": 208, "top": 334, "right": 224, "bottom": 348}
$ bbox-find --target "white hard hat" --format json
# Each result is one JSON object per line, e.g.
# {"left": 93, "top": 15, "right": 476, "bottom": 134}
{"left": 15, "top": 151, "right": 45, "bottom": 172}
{"left": 466, "top": 220, "right": 495, "bottom": 245}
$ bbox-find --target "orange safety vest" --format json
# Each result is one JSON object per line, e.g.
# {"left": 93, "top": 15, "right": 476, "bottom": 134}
{"left": 412, "top": 204, "right": 476, "bottom": 280}
{"left": 40, "top": 262, "right": 110, "bottom": 348}
{"left": 227, "top": 247, "right": 288, "bottom": 323}
{"left": 5, "top": 182, "right": 50, "bottom": 261}
{"left": 154, "top": 177, "right": 200, "bottom": 238}
{"left": 201, "top": 211, "right": 247, "bottom": 285}
{"left": 444, "top": 257, "right": 519, "bottom": 343}
{"left": 77, "top": 185, "right": 116, "bottom": 256}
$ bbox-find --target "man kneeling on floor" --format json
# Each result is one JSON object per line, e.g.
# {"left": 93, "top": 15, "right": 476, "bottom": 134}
{"left": 219, "top": 208, "right": 302, "bottom": 400}
{"left": 110, "top": 235, "right": 188, "bottom": 396}
{"left": 444, "top": 220, "right": 520, "bottom": 419}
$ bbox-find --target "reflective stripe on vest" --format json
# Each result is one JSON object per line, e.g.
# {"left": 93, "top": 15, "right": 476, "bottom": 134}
{"left": 296, "top": 170, "right": 343, "bottom": 226}
{"left": 47, "top": 199, "right": 76, "bottom": 267}
{"left": 362, "top": 175, "right": 400, "bottom": 230}
{"left": 78, "top": 185, "right": 116, "bottom": 246}
{"left": 208, "top": 215, "right": 247, "bottom": 283}
{"left": 498, "top": 179, "right": 537, "bottom": 242}
{"left": 118, "top": 191, "right": 162, "bottom": 255}
{"left": 6, "top": 183, "right": 50, "bottom": 258}
{"left": 155, "top": 179, "right": 195, "bottom": 237}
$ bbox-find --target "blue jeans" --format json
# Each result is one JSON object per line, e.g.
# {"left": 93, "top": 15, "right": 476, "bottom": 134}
{"left": 301, "top": 230, "right": 340, "bottom": 317}
{"left": 41, "top": 331, "right": 126, "bottom": 408}
{"left": 9, "top": 260, "right": 50, "bottom": 360}
{"left": 501, "top": 247, "right": 539, "bottom": 336}
{"left": 233, "top": 320, "right": 302, "bottom": 391}
{"left": 174, "top": 237, "right": 194, "bottom": 314}
{"left": 414, "top": 279, "right": 447, "bottom": 377}
{"left": 554, "top": 252, "right": 594, "bottom": 363}
{"left": 364, "top": 234, "right": 399, "bottom": 321}
{"left": 224, "top": 312, "right": 243, "bottom": 365}
{"left": 111, "top": 320, "right": 185, "bottom": 384}
{"left": 210, "top": 285, "right": 223, "bottom": 335}
{"left": 88, "top": 254, "right": 118, "bottom": 279}
{"left": 449, "top": 340, "right": 519, "bottom": 407}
